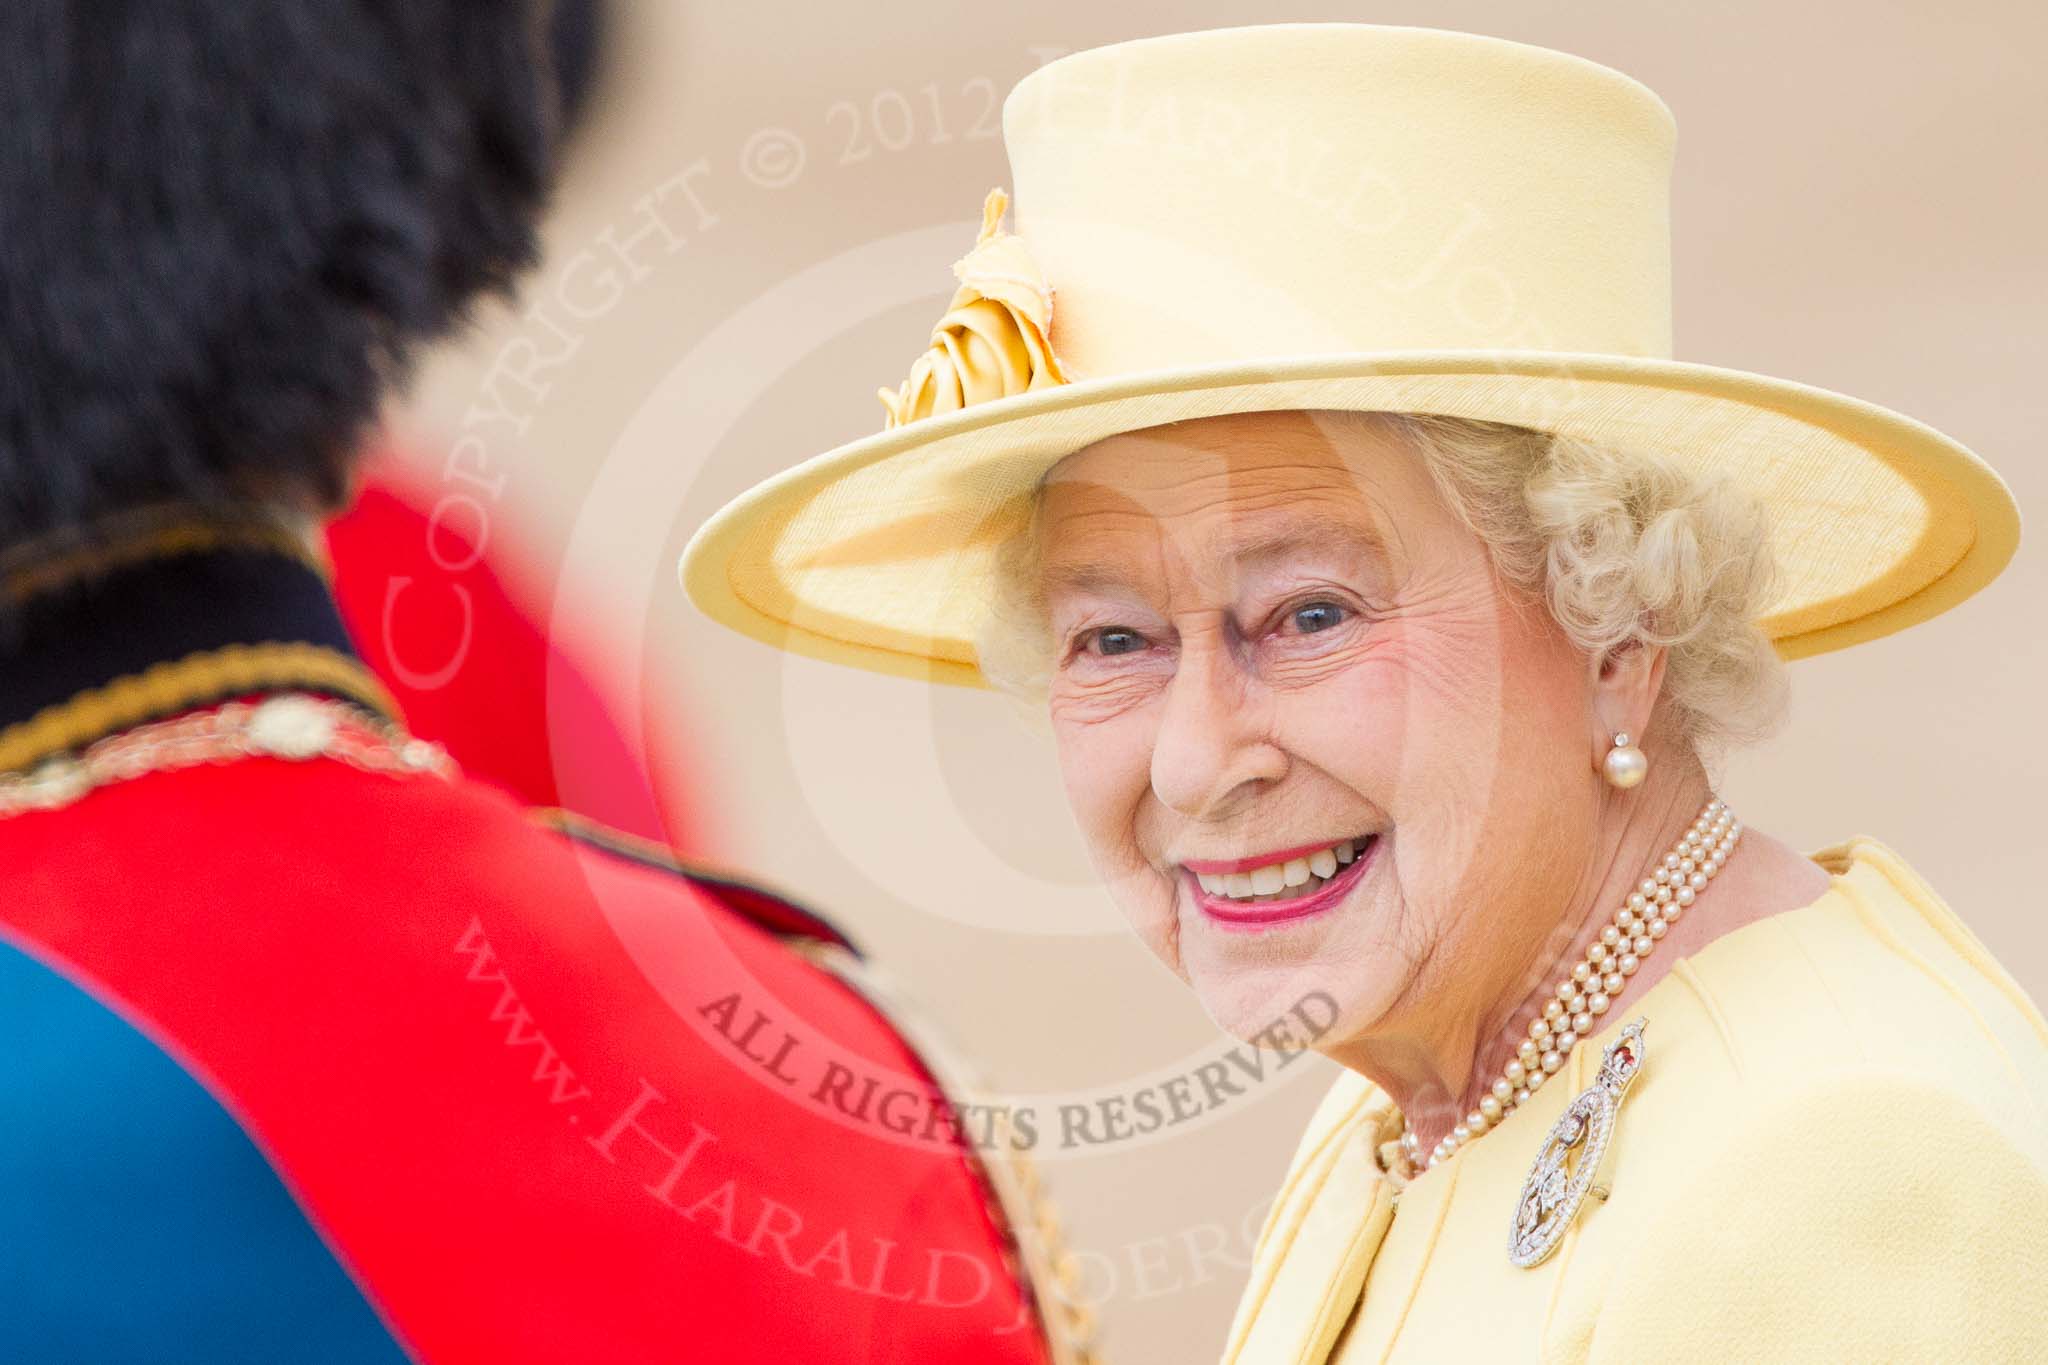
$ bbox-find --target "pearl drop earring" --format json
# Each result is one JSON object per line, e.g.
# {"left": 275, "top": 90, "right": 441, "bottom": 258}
{"left": 1602, "top": 732, "right": 1648, "bottom": 789}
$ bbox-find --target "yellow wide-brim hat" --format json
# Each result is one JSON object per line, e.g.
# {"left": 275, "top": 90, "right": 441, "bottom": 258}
{"left": 681, "top": 23, "right": 2019, "bottom": 687}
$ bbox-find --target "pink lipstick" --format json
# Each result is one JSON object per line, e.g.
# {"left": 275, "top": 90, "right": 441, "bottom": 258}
{"left": 1186, "top": 834, "right": 1380, "bottom": 930}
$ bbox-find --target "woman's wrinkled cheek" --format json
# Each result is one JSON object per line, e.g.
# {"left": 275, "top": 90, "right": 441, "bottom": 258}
{"left": 1048, "top": 664, "right": 1166, "bottom": 726}
{"left": 1091, "top": 834, "right": 1186, "bottom": 978}
{"left": 1048, "top": 681, "right": 1182, "bottom": 972}
{"left": 1351, "top": 607, "right": 1510, "bottom": 797}
{"left": 1370, "top": 588, "right": 1510, "bottom": 706}
{"left": 1365, "top": 594, "right": 1529, "bottom": 935}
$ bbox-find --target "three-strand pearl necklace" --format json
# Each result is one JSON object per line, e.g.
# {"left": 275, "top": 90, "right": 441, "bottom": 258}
{"left": 1395, "top": 796, "right": 1742, "bottom": 1177}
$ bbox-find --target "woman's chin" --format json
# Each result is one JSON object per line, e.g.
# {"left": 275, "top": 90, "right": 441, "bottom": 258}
{"left": 1173, "top": 871, "right": 1392, "bottom": 1045}
{"left": 1187, "top": 965, "right": 1359, "bottom": 1055}
{"left": 1181, "top": 952, "right": 1374, "bottom": 1049}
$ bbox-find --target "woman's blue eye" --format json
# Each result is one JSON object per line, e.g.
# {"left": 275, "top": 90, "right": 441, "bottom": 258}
{"left": 1091, "top": 628, "right": 1146, "bottom": 656}
{"left": 1291, "top": 602, "right": 1347, "bottom": 634}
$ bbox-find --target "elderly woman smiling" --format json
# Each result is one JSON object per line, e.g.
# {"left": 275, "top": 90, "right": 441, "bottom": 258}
{"left": 983, "top": 407, "right": 1824, "bottom": 1156}
{"left": 682, "top": 24, "right": 2048, "bottom": 1363}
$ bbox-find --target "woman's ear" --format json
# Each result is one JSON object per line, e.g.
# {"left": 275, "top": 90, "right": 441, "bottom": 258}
{"left": 1588, "top": 639, "right": 1668, "bottom": 762}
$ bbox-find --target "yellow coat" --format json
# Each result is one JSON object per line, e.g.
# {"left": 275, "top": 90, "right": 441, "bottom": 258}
{"left": 1222, "top": 837, "right": 2048, "bottom": 1363}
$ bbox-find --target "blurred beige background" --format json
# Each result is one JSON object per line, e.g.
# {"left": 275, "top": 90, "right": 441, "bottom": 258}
{"left": 391, "top": 5, "right": 2046, "bottom": 1360}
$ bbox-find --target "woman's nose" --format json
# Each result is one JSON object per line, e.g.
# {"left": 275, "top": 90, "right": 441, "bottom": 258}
{"left": 1149, "top": 639, "right": 1285, "bottom": 819}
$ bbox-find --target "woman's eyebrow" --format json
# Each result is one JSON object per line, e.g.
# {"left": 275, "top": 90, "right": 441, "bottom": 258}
{"left": 1040, "top": 513, "right": 1388, "bottom": 595}
{"left": 1216, "top": 511, "right": 1391, "bottom": 573}
{"left": 1039, "top": 558, "right": 1139, "bottom": 596}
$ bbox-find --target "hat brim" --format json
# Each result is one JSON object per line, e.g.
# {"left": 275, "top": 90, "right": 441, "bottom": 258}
{"left": 680, "top": 349, "right": 2019, "bottom": 687}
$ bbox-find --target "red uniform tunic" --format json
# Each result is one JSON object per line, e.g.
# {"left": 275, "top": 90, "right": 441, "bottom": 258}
{"left": 0, "top": 507, "right": 1090, "bottom": 1363}
{"left": 324, "top": 457, "right": 711, "bottom": 852}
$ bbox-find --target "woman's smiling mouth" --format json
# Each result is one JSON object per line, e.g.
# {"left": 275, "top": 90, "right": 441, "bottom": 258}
{"left": 1180, "top": 834, "right": 1381, "bottom": 929}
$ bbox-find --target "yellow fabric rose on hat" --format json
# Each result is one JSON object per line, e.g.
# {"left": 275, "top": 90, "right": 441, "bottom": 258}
{"left": 877, "top": 187, "right": 1070, "bottom": 429}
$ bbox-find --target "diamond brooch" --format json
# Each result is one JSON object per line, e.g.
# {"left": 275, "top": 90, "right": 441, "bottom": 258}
{"left": 1509, "top": 1017, "right": 1647, "bottom": 1267}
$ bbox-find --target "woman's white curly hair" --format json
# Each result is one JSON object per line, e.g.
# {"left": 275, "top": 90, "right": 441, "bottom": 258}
{"left": 976, "top": 409, "right": 1790, "bottom": 760}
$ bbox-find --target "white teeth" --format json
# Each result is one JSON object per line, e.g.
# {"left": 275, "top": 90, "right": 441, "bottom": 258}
{"left": 1195, "top": 835, "right": 1374, "bottom": 904}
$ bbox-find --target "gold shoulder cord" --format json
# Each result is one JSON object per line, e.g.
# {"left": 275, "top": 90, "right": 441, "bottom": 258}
{"left": 0, "top": 691, "right": 452, "bottom": 817}
{"left": 790, "top": 939, "right": 1105, "bottom": 1365}
{"left": 0, "top": 643, "right": 401, "bottom": 775}
{"left": 0, "top": 499, "right": 331, "bottom": 606}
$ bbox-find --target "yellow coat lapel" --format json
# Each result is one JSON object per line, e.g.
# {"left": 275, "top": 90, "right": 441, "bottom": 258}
{"left": 1223, "top": 1076, "right": 1399, "bottom": 1364}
